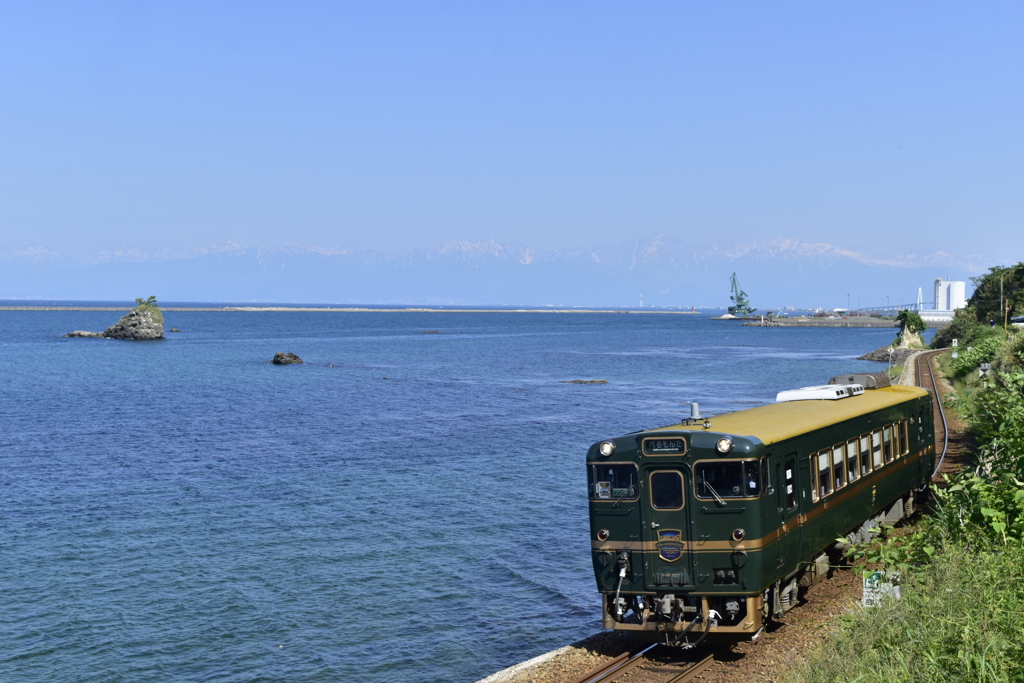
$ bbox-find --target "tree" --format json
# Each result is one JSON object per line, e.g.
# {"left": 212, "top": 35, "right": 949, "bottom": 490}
{"left": 969, "top": 263, "right": 1024, "bottom": 323}
{"left": 895, "top": 309, "right": 927, "bottom": 348}
{"left": 896, "top": 309, "right": 926, "bottom": 334}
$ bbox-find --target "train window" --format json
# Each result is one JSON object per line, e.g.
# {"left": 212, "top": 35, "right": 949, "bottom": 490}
{"left": 650, "top": 471, "right": 684, "bottom": 509}
{"left": 832, "top": 445, "right": 845, "bottom": 489}
{"left": 860, "top": 434, "right": 871, "bottom": 475}
{"left": 872, "top": 430, "right": 883, "bottom": 469}
{"left": 883, "top": 426, "right": 894, "bottom": 463}
{"left": 900, "top": 420, "right": 910, "bottom": 455}
{"left": 760, "top": 456, "right": 772, "bottom": 495}
{"left": 589, "top": 464, "right": 639, "bottom": 501}
{"left": 785, "top": 465, "right": 797, "bottom": 510}
{"left": 695, "top": 460, "right": 759, "bottom": 499}
{"left": 810, "top": 457, "right": 819, "bottom": 502}
{"left": 817, "top": 451, "right": 832, "bottom": 498}
{"left": 846, "top": 439, "right": 860, "bottom": 482}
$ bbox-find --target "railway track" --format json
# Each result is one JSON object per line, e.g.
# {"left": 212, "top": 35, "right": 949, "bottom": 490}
{"left": 570, "top": 644, "right": 720, "bottom": 683}
{"left": 553, "top": 355, "right": 951, "bottom": 683}
{"left": 914, "top": 349, "right": 950, "bottom": 478}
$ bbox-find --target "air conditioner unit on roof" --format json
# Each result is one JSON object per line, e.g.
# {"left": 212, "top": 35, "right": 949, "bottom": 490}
{"left": 776, "top": 384, "right": 863, "bottom": 403}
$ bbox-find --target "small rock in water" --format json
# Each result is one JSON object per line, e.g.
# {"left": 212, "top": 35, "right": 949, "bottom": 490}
{"left": 169, "top": 328, "right": 182, "bottom": 333}
{"left": 423, "top": 330, "right": 445, "bottom": 334}
{"left": 63, "top": 330, "right": 104, "bottom": 338}
{"left": 559, "top": 379, "right": 609, "bottom": 384}
{"left": 272, "top": 352, "right": 303, "bottom": 365}
{"left": 858, "top": 346, "right": 917, "bottom": 364}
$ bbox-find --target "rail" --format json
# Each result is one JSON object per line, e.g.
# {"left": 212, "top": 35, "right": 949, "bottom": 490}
{"left": 915, "top": 350, "right": 950, "bottom": 477}
{"left": 570, "top": 644, "right": 720, "bottom": 683}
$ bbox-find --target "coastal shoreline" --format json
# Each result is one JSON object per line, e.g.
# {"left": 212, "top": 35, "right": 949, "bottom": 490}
{"left": 0, "top": 306, "right": 704, "bottom": 314}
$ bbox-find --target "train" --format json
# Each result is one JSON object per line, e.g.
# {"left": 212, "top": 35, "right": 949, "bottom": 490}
{"left": 586, "top": 372, "right": 934, "bottom": 647}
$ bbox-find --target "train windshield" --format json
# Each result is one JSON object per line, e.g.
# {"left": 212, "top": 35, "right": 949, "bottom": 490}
{"left": 589, "top": 464, "right": 639, "bottom": 501}
{"left": 695, "top": 460, "right": 760, "bottom": 498}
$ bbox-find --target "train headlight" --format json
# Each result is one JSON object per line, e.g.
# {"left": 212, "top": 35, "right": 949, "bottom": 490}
{"left": 716, "top": 437, "right": 733, "bottom": 454}
{"left": 599, "top": 441, "right": 616, "bottom": 457}
{"left": 597, "top": 529, "right": 609, "bottom": 541}
{"left": 732, "top": 528, "right": 745, "bottom": 542}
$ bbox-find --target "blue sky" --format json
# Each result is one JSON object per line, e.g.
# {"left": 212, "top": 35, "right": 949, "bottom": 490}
{"left": 1, "top": 2, "right": 1021, "bottom": 258}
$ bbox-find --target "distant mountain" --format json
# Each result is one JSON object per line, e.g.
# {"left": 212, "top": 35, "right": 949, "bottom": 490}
{"left": 0, "top": 236, "right": 989, "bottom": 308}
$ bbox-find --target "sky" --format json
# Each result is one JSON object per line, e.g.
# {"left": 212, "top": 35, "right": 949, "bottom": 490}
{"left": 1, "top": 2, "right": 1022, "bottom": 259}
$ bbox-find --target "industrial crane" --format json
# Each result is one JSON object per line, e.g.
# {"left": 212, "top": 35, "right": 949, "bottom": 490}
{"left": 728, "top": 273, "right": 756, "bottom": 316}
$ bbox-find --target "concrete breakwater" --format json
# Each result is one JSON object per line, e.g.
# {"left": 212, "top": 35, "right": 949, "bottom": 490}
{"left": 743, "top": 317, "right": 897, "bottom": 328}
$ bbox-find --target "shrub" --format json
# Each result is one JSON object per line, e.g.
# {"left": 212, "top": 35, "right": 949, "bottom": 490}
{"left": 133, "top": 295, "right": 164, "bottom": 325}
{"left": 949, "top": 336, "right": 1005, "bottom": 379}
{"left": 992, "top": 332, "right": 1024, "bottom": 374}
{"left": 932, "top": 307, "right": 996, "bottom": 349}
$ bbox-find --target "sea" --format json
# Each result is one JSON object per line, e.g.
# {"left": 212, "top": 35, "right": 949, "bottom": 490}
{"left": 0, "top": 308, "right": 918, "bottom": 683}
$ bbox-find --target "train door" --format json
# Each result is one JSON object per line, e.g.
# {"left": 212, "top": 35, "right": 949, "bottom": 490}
{"left": 774, "top": 455, "right": 800, "bottom": 568}
{"left": 641, "top": 468, "right": 695, "bottom": 590}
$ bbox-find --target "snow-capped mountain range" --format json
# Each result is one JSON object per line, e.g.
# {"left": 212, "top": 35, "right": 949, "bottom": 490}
{"left": 1, "top": 236, "right": 988, "bottom": 307}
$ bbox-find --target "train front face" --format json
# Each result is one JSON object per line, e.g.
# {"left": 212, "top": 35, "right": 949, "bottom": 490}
{"left": 587, "top": 430, "right": 768, "bottom": 645}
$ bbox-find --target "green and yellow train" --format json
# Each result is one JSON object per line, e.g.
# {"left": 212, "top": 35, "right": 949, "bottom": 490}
{"left": 586, "top": 373, "right": 934, "bottom": 646}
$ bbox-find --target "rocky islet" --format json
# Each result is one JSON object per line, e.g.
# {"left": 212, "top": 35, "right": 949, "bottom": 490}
{"left": 63, "top": 298, "right": 165, "bottom": 340}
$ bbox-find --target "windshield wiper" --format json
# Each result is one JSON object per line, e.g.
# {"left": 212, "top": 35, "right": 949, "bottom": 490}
{"left": 610, "top": 487, "right": 634, "bottom": 509}
{"left": 703, "top": 480, "right": 726, "bottom": 506}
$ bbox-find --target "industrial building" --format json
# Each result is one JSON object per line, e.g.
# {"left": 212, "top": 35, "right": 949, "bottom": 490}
{"left": 919, "top": 278, "right": 967, "bottom": 323}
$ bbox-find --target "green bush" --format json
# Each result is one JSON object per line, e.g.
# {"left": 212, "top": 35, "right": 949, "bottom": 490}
{"left": 949, "top": 336, "right": 1005, "bottom": 379}
{"left": 932, "top": 307, "right": 999, "bottom": 349}
{"left": 993, "top": 332, "right": 1024, "bottom": 374}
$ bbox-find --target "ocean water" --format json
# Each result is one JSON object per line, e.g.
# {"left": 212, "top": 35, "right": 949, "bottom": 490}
{"left": 0, "top": 311, "right": 899, "bottom": 682}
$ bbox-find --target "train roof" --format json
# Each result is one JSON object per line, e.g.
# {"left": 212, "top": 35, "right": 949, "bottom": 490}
{"left": 651, "top": 385, "right": 929, "bottom": 446}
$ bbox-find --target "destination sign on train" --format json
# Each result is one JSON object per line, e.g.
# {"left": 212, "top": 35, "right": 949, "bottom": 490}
{"left": 643, "top": 438, "right": 687, "bottom": 454}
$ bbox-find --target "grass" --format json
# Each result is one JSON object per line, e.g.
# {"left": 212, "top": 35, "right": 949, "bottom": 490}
{"left": 783, "top": 544, "right": 1024, "bottom": 683}
{"left": 132, "top": 296, "right": 164, "bottom": 325}
{"left": 135, "top": 302, "right": 164, "bottom": 325}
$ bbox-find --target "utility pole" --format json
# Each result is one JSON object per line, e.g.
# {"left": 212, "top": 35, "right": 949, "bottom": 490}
{"left": 847, "top": 293, "right": 850, "bottom": 311}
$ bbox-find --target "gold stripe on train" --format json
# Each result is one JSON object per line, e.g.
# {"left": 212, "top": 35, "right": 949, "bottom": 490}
{"left": 592, "top": 447, "right": 929, "bottom": 552}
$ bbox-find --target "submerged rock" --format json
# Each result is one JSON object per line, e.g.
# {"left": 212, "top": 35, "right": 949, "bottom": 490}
{"left": 169, "top": 328, "right": 182, "bottom": 333}
{"left": 559, "top": 379, "right": 609, "bottom": 384}
{"left": 272, "top": 352, "right": 303, "bottom": 365}
{"left": 63, "top": 330, "right": 104, "bottom": 338}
